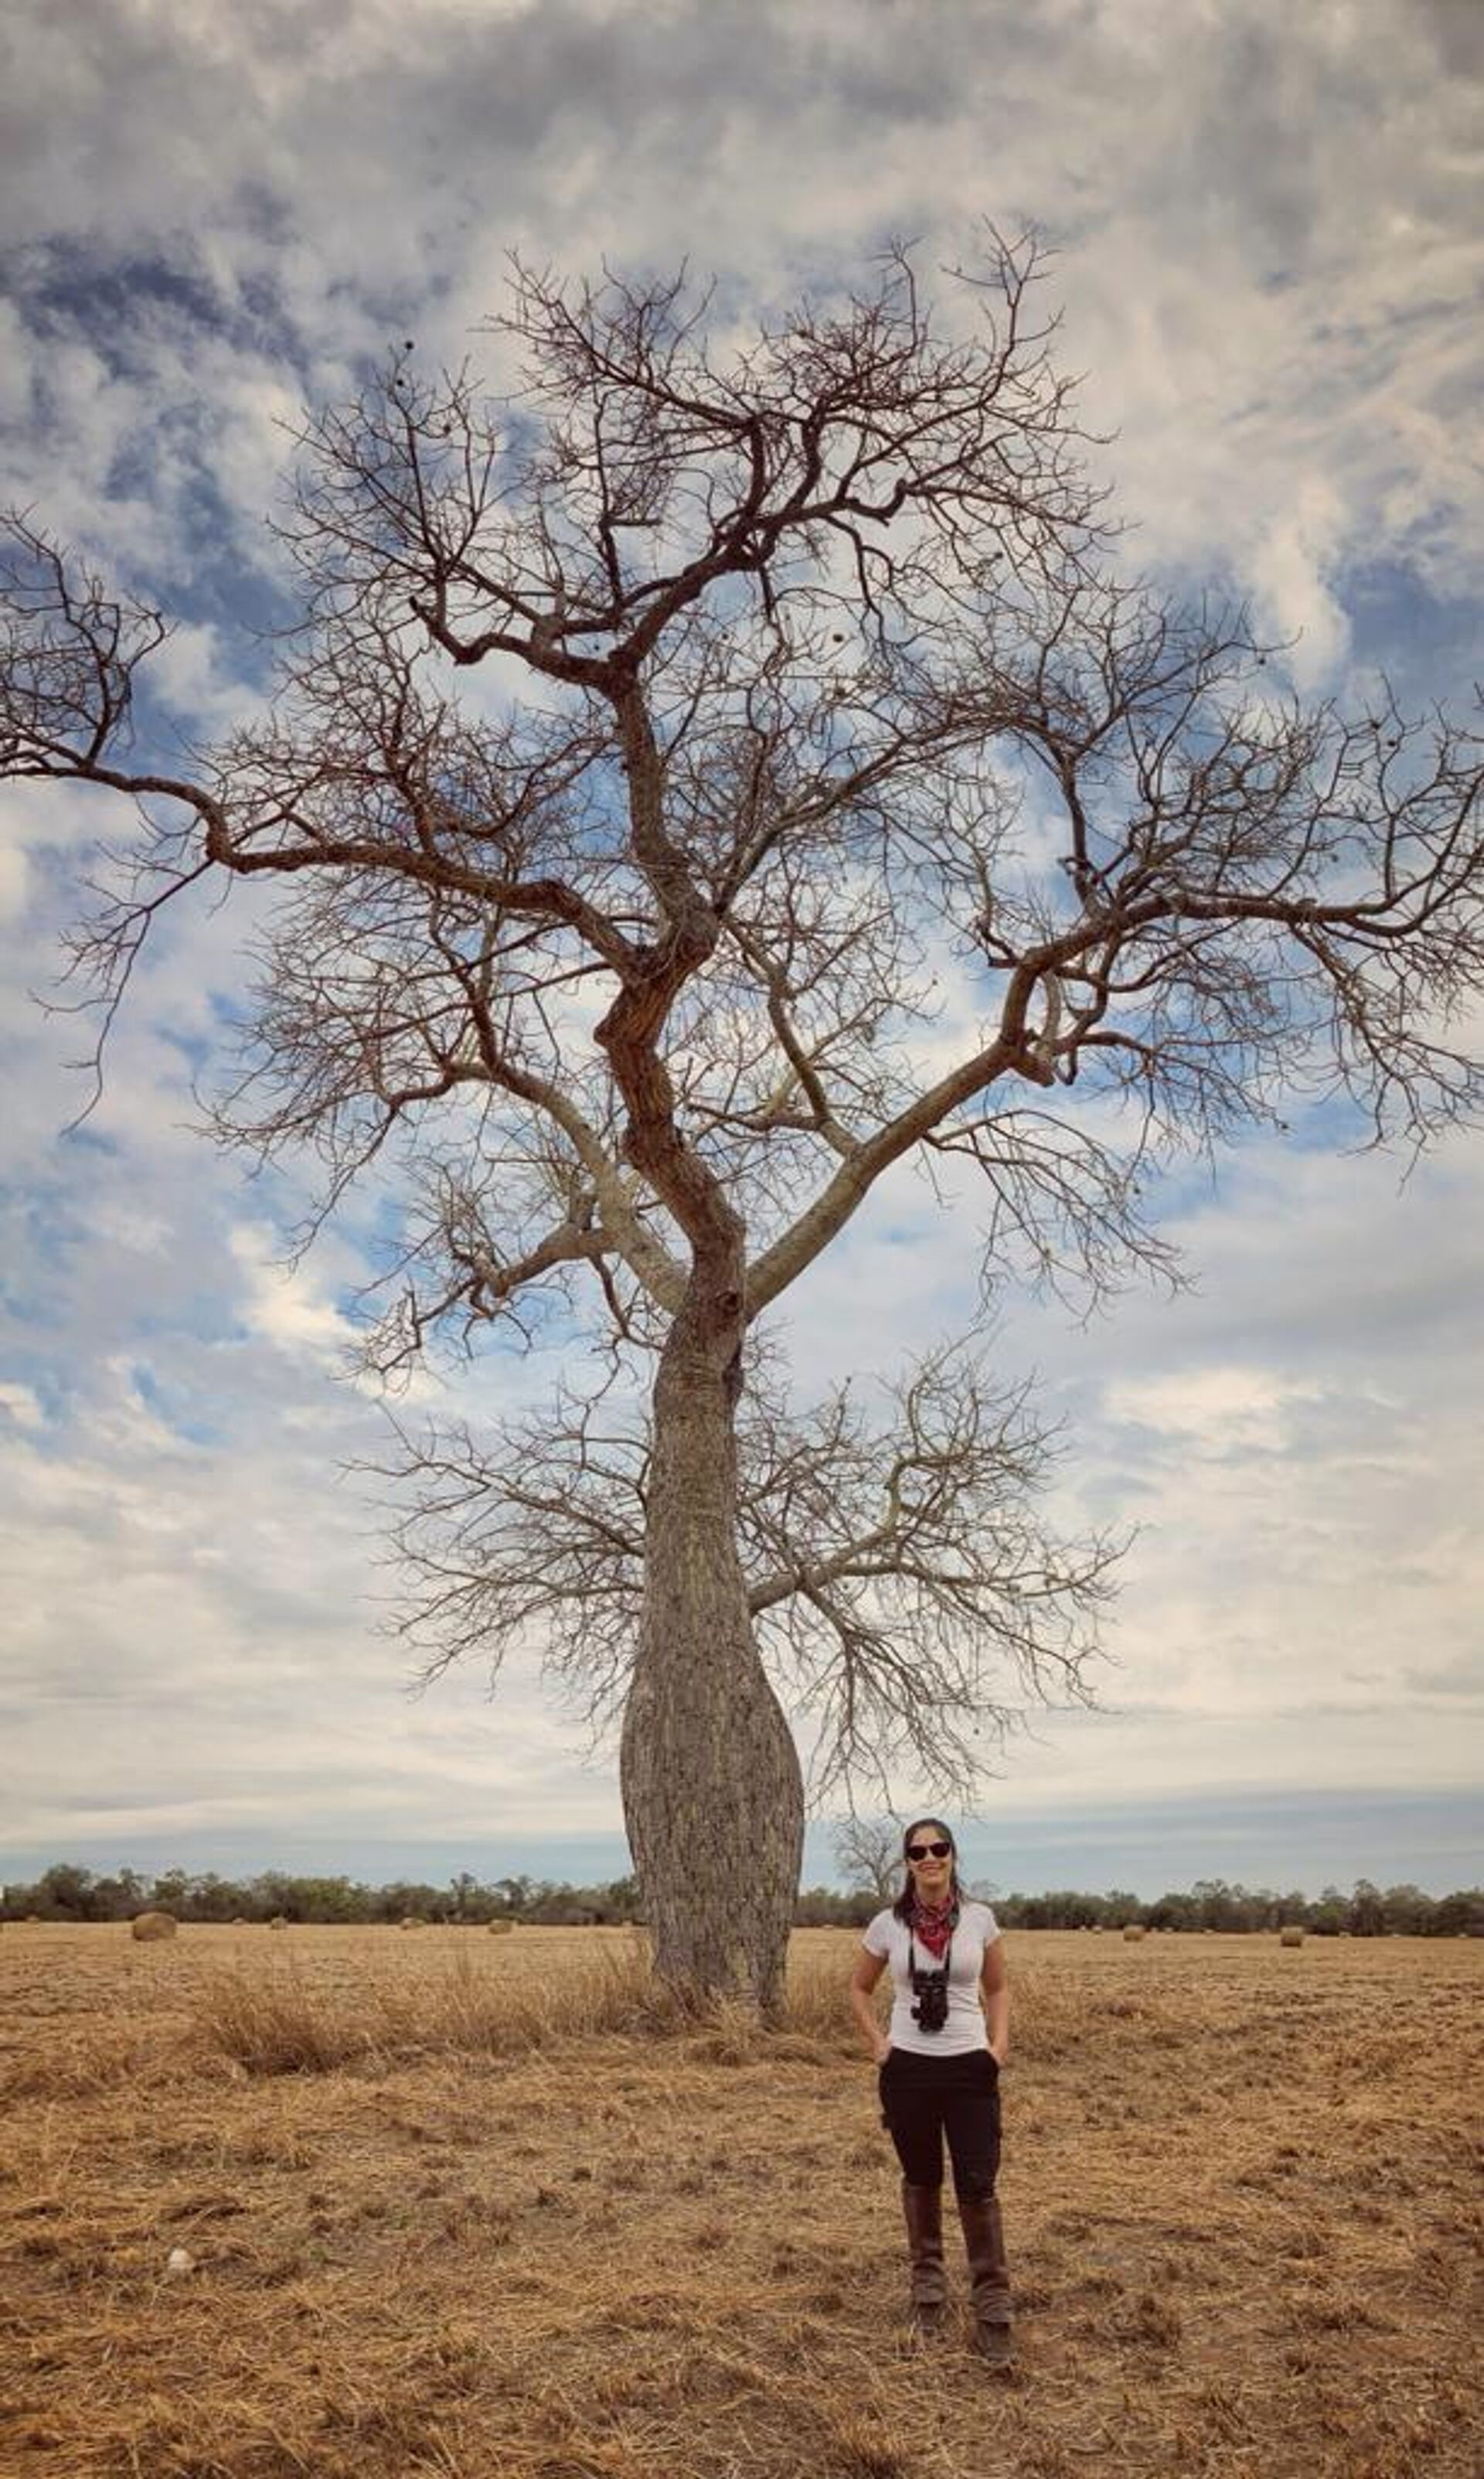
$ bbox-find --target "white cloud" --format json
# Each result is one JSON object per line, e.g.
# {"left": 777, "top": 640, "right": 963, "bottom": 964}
{"left": 1245, "top": 479, "right": 1352, "bottom": 689}
{"left": 0, "top": 1381, "right": 44, "bottom": 1429}
{"left": 227, "top": 1224, "right": 356, "bottom": 1359}
{"left": 1102, "top": 1365, "right": 1322, "bottom": 1449}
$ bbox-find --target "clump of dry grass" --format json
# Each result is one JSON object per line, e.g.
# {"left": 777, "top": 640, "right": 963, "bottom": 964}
{"left": 130, "top": 1911, "right": 177, "bottom": 1943}
{"left": 781, "top": 1946, "right": 860, "bottom": 2048}
{"left": 192, "top": 1930, "right": 677, "bottom": 2075}
{"left": 192, "top": 1968, "right": 366, "bottom": 2073}
{"left": 376, "top": 1931, "right": 676, "bottom": 2055}
{"left": 2, "top": 2018, "right": 186, "bottom": 2100}
{"left": 686, "top": 1995, "right": 771, "bottom": 2065}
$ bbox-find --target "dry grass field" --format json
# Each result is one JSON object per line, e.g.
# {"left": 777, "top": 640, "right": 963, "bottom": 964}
{"left": 1, "top": 1924, "right": 1479, "bottom": 2479}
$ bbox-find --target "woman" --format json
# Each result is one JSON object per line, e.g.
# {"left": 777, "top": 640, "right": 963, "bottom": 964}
{"left": 849, "top": 1818, "right": 1013, "bottom": 2366}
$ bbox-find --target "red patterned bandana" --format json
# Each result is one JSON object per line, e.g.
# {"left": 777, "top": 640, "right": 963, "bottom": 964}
{"left": 907, "top": 1895, "right": 958, "bottom": 1959}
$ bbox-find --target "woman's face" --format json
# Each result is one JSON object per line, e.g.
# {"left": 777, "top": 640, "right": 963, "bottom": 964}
{"left": 904, "top": 1824, "right": 954, "bottom": 1905}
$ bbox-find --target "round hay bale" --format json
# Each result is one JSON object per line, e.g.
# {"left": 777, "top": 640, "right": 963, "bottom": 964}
{"left": 131, "top": 1910, "right": 178, "bottom": 1943}
{"left": 400, "top": 1914, "right": 424, "bottom": 1930}
{"left": 1280, "top": 1925, "right": 1305, "bottom": 1949}
{"left": 487, "top": 1919, "right": 515, "bottom": 1936}
{"left": 268, "top": 1914, "right": 289, "bottom": 1931}
{"left": 1122, "top": 1924, "right": 1147, "bottom": 1943}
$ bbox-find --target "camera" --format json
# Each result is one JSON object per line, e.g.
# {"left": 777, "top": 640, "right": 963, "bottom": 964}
{"left": 909, "top": 1961, "right": 950, "bottom": 2034}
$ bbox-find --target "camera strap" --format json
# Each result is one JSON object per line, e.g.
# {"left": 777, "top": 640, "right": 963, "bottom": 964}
{"left": 907, "top": 1925, "right": 954, "bottom": 1981}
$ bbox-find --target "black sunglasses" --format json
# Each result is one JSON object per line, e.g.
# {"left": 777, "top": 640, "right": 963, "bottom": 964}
{"left": 906, "top": 1840, "right": 951, "bottom": 1861}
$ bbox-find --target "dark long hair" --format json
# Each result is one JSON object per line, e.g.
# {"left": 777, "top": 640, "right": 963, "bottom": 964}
{"left": 891, "top": 1817, "right": 963, "bottom": 1920}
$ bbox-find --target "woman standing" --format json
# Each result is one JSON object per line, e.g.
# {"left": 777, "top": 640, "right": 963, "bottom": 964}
{"left": 849, "top": 1819, "right": 1013, "bottom": 2367}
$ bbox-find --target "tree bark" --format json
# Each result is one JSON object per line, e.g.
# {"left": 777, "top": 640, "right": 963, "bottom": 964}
{"left": 621, "top": 1284, "right": 804, "bottom": 2020}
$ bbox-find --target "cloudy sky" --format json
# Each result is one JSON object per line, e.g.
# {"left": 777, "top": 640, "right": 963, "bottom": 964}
{"left": 2, "top": 0, "right": 1481, "bottom": 1900}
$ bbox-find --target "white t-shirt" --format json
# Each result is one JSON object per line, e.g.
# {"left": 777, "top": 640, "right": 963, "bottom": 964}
{"left": 862, "top": 1900, "right": 1001, "bottom": 2057}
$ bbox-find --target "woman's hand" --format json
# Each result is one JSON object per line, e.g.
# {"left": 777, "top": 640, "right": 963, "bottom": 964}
{"left": 873, "top": 2034, "right": 892, "bottom": 2067}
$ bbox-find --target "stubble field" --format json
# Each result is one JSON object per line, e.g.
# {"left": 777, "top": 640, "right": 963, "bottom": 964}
{"left": 0, "top": 1923, "right": 1479, "bottom": 2479}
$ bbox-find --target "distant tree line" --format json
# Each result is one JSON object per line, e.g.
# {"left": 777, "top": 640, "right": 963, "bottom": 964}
{"left": 798, "top": 1876, "right": 1481, "bottom": 1937}
{"left": 0, "top": 1863, "right": 643, "bottom": 1927}
{"left": 980, "top": 1878, "right": 1482, "bottom": 1938}
{"left": 2, "top": 1862, "right": 1479, "bottom": 1937}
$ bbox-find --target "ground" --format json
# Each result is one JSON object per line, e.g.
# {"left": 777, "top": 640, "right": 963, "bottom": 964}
{"left": 0, "top": 1924, "right": 1478, "bottom": 2479}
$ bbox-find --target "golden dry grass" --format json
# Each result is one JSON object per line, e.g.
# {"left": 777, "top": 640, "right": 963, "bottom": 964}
{"left": 0, "top": 1925, "right": 1479, "bottom": 2479}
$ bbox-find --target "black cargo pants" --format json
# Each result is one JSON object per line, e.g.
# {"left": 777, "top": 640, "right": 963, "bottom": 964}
{"left": 878, "top": 2045, "right": 1001, "bottom": 2203}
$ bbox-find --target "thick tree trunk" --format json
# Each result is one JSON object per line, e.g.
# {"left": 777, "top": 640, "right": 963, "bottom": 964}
{"left": 621, "top": 1291, "right": 804, "bottom": 2020}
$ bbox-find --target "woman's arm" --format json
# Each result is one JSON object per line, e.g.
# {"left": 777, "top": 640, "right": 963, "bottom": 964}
{"left": 981, "top": 1937, "right": 1009, "bottom": 2064}
{"left": 850, "top": 1948, "right": 892, "bottom": 2063}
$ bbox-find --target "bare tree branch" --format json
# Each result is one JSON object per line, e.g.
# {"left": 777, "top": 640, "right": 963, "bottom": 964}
{"left": 376, "top": 1341, "right": 1117, "bottom": 1814}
